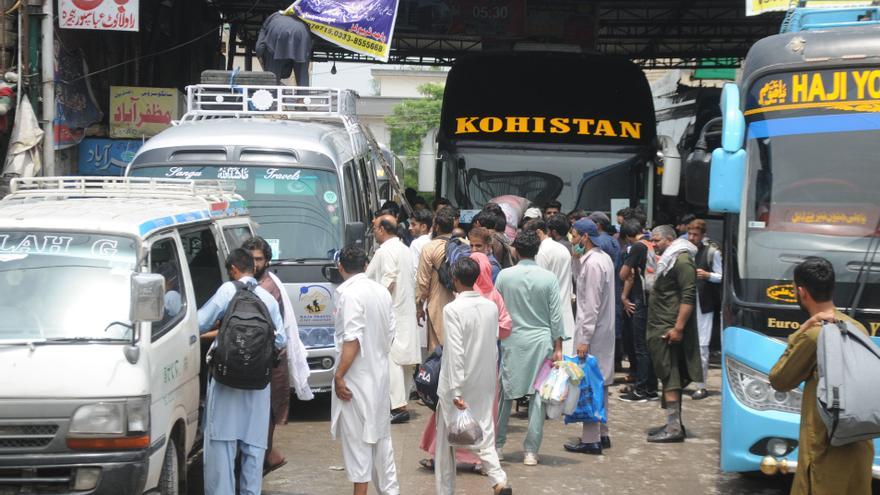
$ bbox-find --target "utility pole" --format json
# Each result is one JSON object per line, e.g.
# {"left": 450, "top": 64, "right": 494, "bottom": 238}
{"left": 40, "top": 0, "right": 53, "bottom": 175}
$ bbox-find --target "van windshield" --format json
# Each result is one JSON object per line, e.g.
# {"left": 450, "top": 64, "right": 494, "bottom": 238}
{"left": 131, "top": 165, "right": 344, "bottom": 260}
{"left": 0, "top": 232, "right": 136, "bottom": 343}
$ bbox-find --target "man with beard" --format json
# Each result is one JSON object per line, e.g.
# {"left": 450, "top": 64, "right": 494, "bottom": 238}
{"left": 242, "top": 237, "right": 313, "bottom": 473}
{"left": 645, "top": 225, "right": 701, "bottom": 443}
{"left": 769, "top": 257, "right": 873, "bottom": 495}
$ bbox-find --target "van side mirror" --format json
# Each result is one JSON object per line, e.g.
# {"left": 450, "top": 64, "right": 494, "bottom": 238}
{"left": 658, "top": 135, "right": 681, "bottom": 196}
{"left": 418, "top": 127, "right": 438, "bottom": 192}
{"left": 709, "top": 83, "right": 747, "bottom": 213}
{"left": 130, "top": 273, "right": 165, "bottom": 323}
{"left": 344, "top": 221, "right": 366, "bottom": 247}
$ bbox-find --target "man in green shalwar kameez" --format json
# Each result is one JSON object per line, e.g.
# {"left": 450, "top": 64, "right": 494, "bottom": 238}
{"left": 494, "top": 230, "right": 565, "bottom": 466}
{"left": 645, "top": 225, "right": 702, "bottom": 443}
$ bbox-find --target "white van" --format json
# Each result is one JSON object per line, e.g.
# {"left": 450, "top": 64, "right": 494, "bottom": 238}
{"left": 127, "top": 83, "right": 388, "bottom": 394}
{"left": 0, "top": 177, "right": 254, "bottom": 494}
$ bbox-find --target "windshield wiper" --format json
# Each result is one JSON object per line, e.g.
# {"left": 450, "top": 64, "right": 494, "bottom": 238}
{"left": 38, "top": 337, "right": 128, "bottom": 344}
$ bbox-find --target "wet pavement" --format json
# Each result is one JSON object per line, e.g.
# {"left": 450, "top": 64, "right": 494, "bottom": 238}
{"left": 232, "top": 364, "right": 798, "bottom": 495}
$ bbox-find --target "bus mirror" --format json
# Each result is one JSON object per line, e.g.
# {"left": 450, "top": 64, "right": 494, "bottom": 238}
{"left": 720, "top": 83, "right": 745, "bottom": 152}
{"left": 418, "top": 128, "right": 438, "bottom": 192}
{"left": 130, "top": 273, "right": 165, "bottom": 323}
{"left": 322, "top": 264, "right": 344, "bottom": 285}
{"left": 683, "top": 145, "right": 711, "bottom": 207}
{"left": 344, "top": 222, "right": 366, "bottom": 247}
{"left": 708, "top": 147, "right": 746, "bottom": 213}
{"left": 658, "top": 135, "right": 681, "bottom": 196}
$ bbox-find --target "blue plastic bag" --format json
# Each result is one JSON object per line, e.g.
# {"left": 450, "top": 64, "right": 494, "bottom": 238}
{"left": 563, "top": 354, "right": 607, "bottom": 425}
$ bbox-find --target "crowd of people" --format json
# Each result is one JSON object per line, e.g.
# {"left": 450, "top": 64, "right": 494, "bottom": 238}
{"left": 193, "top": 196, "right": 728, "bottom": 495}
{"left": 321, "top": 196, "right": 728, "bottom": 494}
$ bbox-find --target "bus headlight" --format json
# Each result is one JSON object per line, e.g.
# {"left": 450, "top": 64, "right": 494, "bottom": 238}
{"left": 726, "top": 357, "right": 802, "bottom": 413}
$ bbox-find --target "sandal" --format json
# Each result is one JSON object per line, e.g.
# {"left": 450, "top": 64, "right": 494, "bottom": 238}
{"left": 263, "top": 459, "right": 287, "bottom": 476}
{"left": 418, "top": 458, "right": 435, "bottom": 471}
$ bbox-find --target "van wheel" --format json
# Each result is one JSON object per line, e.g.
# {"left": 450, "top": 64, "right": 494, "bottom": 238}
{"left": 158, "top": 440, "right": 180, "bottom": 495}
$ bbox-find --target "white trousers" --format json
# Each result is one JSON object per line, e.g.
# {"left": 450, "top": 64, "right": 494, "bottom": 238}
{"left": 339, "top": 420, "right": 400, "bottom": 494}
{"left": 389, "top": 362, "right": 416, "bottom": 410}
{"left": 696, "top": 301, "right": 714, "bottom": 389}
{"left": 434, "top": 403, "right": 507, "bottom": 495}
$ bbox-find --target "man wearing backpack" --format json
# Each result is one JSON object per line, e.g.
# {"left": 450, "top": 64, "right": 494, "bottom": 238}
{"left": 416, "top": 206, "right": 457, "bottom": 351}
{"left": 197, "top": 248, "right": 287, "bottom": 495}
{"left": 769, "top": 257, "right": 873, "bottom": 495}
{"left": 333, "top": 245, "right": 401, "bottom": 495}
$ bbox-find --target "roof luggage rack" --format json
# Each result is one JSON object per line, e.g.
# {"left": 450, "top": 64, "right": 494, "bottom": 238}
{"left": 180, "top": 85, "right": 358, "bottom": 122}
{"left": 4, "top": 176, "right": 240, "bottom": 202}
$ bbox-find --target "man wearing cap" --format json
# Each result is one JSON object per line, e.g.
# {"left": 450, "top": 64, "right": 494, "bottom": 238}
{"left": 525, "top": 217, "right": 575, "bottom": 356}
{"left": 565, "top": 218, "right": 616, "bottom": 455}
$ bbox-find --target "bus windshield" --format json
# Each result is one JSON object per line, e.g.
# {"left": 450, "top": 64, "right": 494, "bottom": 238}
{"left": 739, "top": 117, "right": 880, "bottom": 307}
{"left": 133, "top": 165, "right": 344, "bottom": 260}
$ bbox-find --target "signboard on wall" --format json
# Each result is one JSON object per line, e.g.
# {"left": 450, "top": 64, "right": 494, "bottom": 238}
{"left": 109, "top": 86, "right": 180, "bottom": 139}
{"left": 78, "top": 138, "right": 143, "bottom": 176}
{"left": 59, "top": 0, "right": 139, "bottom": 31}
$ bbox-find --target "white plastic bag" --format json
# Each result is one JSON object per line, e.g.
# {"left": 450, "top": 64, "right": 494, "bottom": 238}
{"left": 448, "top": 408, "right": 484, "bottom": 446}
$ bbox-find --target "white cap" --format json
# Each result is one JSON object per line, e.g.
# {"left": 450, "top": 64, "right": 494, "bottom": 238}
{"left": 524, "top": 207, "right": 542, "bottom": 219}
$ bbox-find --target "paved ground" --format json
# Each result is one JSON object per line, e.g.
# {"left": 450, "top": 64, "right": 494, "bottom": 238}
{"left": 245, "top": 365, "right": 797, "bottom": 495}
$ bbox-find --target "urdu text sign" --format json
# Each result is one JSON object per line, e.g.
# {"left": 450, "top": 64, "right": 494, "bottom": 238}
{"left": 110, "top": 86, "right": 180, "bottom": 139}
{"left": 59, "top": 0, "right": 139, "bottom": 32}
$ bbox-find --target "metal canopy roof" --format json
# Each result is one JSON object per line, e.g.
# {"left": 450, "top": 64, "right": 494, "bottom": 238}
{"left": 217, "top": 0, "right": 784, "bottom": 68}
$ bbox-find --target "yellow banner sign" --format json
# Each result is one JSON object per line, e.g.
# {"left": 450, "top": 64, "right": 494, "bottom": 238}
{"left": 746, "top": 68, "right": 880, "bottom": 116}
{"left": 747, "top": 0, "right": 875, "bottom": 16}
{"left": 454, "top": 116, "right": 643, "bottom": 140}
{"left": 110, "top": 86, "right": 181, "bottom": 139}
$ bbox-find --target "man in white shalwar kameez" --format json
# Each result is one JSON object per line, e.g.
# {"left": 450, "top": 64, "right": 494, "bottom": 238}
{"left": 526, "top": 218, "right": 576, "bottom": 356}
{"left": 435, "top": 257, "right": 512, "bottom": 495}
{"left": 332, "top": 246, "right": 400, "bottom": 495}
{"left": 367, "top": 215, "right": 421, "bottom": 423}
{"left": 198, "top": 249, "right": 287, "bottom": 495}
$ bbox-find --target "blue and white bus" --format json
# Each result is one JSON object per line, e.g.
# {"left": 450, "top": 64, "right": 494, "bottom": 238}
{"left": 704, "top": 8, "right": 880, "bottom": 478}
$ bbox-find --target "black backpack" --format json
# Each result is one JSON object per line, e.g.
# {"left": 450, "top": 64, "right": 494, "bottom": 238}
{"left": 436, "top": 237, "right": 471, "bottom": 291}
{"left": 413, "top": 346, "right": 442, "bottom": 410}
{"left": 211, "top": 281, "right": 276, "bottom": 390}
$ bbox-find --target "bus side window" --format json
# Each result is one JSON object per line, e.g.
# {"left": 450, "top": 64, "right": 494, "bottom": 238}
{"left": 344, "top": 164, "right": 365, "bottom": 222}
{"left": 358, "top": 157, "right": 376, "bottom": 218}
{"left": 180, "top": 227, "right": 224, "bottom": 307}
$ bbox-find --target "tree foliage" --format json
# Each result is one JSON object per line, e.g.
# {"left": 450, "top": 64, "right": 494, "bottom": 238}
{"left": 385, "top": 83, "right": 443, "bottom": 192}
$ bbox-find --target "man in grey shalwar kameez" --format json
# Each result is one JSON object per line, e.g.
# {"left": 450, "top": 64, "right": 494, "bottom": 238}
{"left": 565, "top": 218, "right": 616, "bottom": 455}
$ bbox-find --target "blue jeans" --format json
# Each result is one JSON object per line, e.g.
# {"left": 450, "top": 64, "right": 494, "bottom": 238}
{"left": 624, "top": 293, "right": 656, "bottom": 394}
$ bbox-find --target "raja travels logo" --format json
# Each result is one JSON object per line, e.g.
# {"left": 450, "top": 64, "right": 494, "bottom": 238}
{"left": 298, "top": 285, "right": 332, "bottom": 318}
{"left": 759, "top": 80, "right": 787, "bottom": 107}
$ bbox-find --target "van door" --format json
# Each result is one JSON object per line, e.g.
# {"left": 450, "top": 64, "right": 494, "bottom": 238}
{"left": 214, "top": 218, "right": 255, "bottom": 253}
{"left": 145, "top": 232, "right": 200, "bottom": 488}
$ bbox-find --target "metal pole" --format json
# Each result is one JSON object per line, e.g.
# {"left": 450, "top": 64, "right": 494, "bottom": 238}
{"left": 41, "top": 0, "right": 54, "bottom": 176}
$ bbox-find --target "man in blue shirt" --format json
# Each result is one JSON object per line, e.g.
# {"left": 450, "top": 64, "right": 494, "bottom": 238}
{"left": 198, "top": 248, "right": 286, "bottom": 495}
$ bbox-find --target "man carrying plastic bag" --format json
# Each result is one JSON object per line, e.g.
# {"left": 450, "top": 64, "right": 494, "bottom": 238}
{"left": 564, "top": 218, "right": 616, "bottom": 455}
{"left": 435, "top": 257, "right": 512, "bottom": 495}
